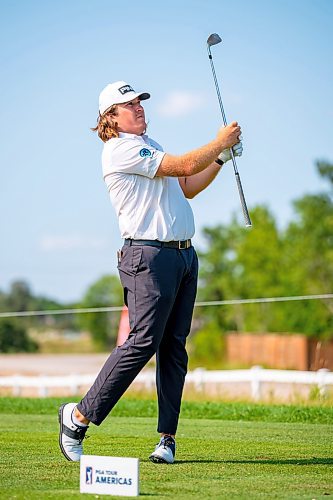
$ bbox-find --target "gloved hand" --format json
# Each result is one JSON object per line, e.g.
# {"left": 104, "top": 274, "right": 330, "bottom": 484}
{"left": 217, "top": 141, "right": 243, "bottom": 165}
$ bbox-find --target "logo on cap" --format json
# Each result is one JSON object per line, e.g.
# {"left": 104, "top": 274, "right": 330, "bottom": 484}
{"left": 119, "top": 85, "right": 134, "bottom": 95}
{"left": 140, "top": 148, "right": 152, "bottom": 158}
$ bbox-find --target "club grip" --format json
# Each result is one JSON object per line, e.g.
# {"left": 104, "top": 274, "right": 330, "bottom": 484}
{"left": 235, "top": 172, "right": 252, "bottom": 227}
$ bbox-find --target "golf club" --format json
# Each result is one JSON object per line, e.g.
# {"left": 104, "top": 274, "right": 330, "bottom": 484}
{"left": 207, "top": 33, "right": 252, "bottom": 228}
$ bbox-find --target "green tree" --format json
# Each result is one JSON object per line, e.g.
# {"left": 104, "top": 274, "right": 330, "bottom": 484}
{"left": 0, "top": 280, "right": 75, "bottom": 332}
{"left": 5, "top": 280, "right": 33, "bottom": 312}
{"left": 190, "top": 321, "right": 225, "bottom": 368}
{"left": 281, "top": 160, "right": 333, "bottom": 337}
{"left": 197, "top": 220, "right": 242, "bottom": 330}
{"left": 232, "top": 206, "right": 285, "bottom": 332}
{"left": 78, "top": 275, "right": 123, "bottom": 350}
{"left": 195, "top": 159, "right": 333, "bottom": 343}
{"left": 197, "top": 206, "right": 284, "bottom": 332}
{"left": 0, "top": 320, "right": 38, "bottom": 353}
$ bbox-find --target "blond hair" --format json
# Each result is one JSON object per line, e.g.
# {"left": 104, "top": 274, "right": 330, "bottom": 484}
{"left": 91, "top": 105, "right": 119, "bottom": 143}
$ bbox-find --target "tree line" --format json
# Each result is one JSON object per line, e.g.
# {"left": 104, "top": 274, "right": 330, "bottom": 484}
{"left": 0, "top": 160, "right": 332, "bottom": 353}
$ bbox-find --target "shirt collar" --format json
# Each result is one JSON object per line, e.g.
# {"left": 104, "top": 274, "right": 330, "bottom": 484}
{"left": 118, "top": 132, "right": 147, "bottom": 142}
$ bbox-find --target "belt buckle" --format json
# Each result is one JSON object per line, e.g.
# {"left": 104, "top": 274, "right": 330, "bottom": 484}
{"left": 178, "top": 240, "right": 189, "bottom": 250}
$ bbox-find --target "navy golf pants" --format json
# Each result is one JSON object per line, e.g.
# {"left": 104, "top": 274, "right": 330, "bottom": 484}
{"left": 77, "top": 243, "right": 198, "bottom": 435}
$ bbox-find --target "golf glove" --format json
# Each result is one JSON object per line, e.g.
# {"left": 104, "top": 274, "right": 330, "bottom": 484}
{"left": 216, "top": 141, "right": 243, "bottom": 165}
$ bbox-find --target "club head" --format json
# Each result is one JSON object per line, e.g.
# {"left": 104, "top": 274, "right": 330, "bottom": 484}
{"left": 207, "top": 33, "right": 222, "bottom": 47}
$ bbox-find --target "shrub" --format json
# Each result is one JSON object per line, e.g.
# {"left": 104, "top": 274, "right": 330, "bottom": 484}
{"left": 0, "top": 320, "right": 38, "bottom": 353}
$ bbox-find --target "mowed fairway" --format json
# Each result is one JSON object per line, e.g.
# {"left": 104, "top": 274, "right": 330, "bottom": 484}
{"left": 0, "top": 398, "right": 332, "bottom": 499}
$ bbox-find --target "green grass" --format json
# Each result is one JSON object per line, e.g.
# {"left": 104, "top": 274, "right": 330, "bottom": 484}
{"left": 0, "top": 398, "right": 332, "bottom": 499}
{"left": 1, "top": 396, "right": 332, "bottom": 423}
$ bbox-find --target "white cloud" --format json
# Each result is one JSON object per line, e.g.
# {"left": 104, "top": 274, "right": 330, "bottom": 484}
{"left": 40, "top": 235, "right": 106, "bottom": 252}
{"left": 156, "top": 90, "right": 205, "bottom": 118}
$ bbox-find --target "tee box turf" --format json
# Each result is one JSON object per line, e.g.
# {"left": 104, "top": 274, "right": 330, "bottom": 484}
{"left": 80, "top": 455, "right": 139, "bottom": 497}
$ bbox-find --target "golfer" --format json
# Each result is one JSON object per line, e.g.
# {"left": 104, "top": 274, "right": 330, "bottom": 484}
{"left": 59, "top": 80, "right": 242, "bottom": 464}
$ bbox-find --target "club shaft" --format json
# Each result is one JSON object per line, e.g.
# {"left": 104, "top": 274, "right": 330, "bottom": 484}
{"left": 207, "top": 46, "right": 252, "bottom": 227}
{"left": 235, "top": 172, "right": 252, "bottom": 227}
{"left": 208, "top": 52, "right": 228, "bottom": 127}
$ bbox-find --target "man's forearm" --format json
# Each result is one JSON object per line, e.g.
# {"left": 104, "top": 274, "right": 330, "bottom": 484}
{"left": 179, "top": 161, "right": 222, "bottom": 199}
{"left": 156, "top": 121, "right": 241, "bottom": 178}
{"left": 157, "top": 138, "right": 224, "bottom": 178}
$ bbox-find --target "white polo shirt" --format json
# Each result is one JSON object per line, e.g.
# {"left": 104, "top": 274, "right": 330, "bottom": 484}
{"left": 102, "top": 132, "right": 195, "bottom": 241}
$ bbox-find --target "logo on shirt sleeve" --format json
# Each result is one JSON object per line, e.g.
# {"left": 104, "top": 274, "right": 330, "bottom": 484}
{"left": 139, "top": 148, "right": 152, "bottom": 158}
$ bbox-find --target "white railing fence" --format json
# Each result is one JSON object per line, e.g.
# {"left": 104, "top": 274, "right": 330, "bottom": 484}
{"left": 0, "top": 367, "right": 332, "bottom": 401}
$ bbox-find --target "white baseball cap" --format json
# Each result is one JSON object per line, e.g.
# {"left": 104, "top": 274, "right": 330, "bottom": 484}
{"left": 99, "top": 80, "right": 150, "bottom": 115}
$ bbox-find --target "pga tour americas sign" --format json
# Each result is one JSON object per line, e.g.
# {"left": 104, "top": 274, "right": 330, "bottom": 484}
{"left": 80, "top": 455, "right": 139, "bottom": 496}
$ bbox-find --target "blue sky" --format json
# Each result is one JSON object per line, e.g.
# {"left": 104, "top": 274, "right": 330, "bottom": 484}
{"left": 1, "top": 0, "right": 332, "bottom": 303}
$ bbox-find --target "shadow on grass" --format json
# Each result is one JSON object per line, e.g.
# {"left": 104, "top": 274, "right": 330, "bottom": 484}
{"left": 176, "top": 458, "right": 333, "bottom": 465}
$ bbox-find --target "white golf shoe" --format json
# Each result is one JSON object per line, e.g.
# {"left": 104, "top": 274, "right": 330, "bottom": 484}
{"left": 58, "top": 403, "right": 88, "bottom": 461}
{"left": 149, "top": 435, "right": 176, "bottom": 464}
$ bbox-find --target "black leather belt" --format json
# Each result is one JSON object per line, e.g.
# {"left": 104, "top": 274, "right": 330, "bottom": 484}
{"left": 124, "top": 238, "right": 192, "bottom": 250}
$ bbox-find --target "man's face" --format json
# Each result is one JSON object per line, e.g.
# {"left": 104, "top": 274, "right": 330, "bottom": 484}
{"left": 116, "top": 97, "right": 146, "bottom": 135}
